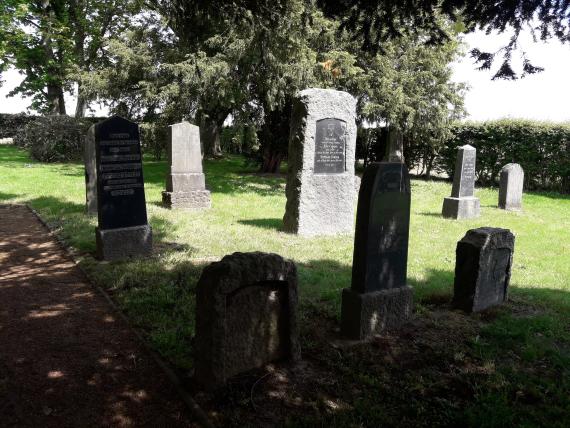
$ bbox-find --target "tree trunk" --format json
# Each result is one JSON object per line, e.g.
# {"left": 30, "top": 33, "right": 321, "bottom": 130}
{"left": 47, "top": 83, "right": 66, "bottom": 115}
{"left": 75, "top": 91, "right": 88, "bottom": 118}
{"left": 260, "top": 147, "right": 283, "bottom": 173}
{"left": 200, "top": 113, "right": 224, "bottom": 157}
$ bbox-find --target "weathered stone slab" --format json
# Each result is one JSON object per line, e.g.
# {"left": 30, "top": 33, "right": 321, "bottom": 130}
{"left": 194, "top": 252, "right": 300, "bottom": 390}
{"left": 340, "top": 162, "right": 414, "bottom": 340}
{"left": 442, "top": 145, "right": 480, "bottom": 219}
{"left": 92, "top": 116, "right": 152, "bottom": 260}
{"left": 162, "top": 122, "right": 211, "bottom": 209}
{"left": 283, "top": 88, "right": 357, "bottom": 236}
{"left": 498, "top": 163, "right": 524, "bottom": 211}
{"left": 452, "top": 227, "right": 515, "bottom": 313}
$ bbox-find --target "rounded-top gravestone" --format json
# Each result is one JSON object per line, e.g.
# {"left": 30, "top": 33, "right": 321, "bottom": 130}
{"left": 498, "top": 163, "right": 524, "bottom": 211}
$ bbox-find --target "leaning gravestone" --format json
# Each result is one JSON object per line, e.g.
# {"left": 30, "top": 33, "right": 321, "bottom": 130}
{"left": 341, "top": 162, "right": 414, "bottom": 340}
{"left": 283, "top": 88, "right": 357, "bottom": 236}
{"left": 498, "top": 163, "right": 524, "bottom": 211}
{"left": 93, "top": 116, "right": 152, "bottom": 261}
{"left": 84, "top": 125, "right": 97, "bottom": 215}
{"left": 442, "top": 144, "right": 480, "bottom": 219}
{"left": 162, "top": 122, "right": 211, "bottom": 209}
{"left": 194, "top": 252, "right": 300, "bottom": 390}
{"left": 452, "top": 227, "right": 515, "bottom": 313}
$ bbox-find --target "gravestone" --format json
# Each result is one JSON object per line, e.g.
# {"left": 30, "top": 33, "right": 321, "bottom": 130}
{"left": 452, "top": 227, "right": 515, "bottom": 313}
{"left": 162, "top": 122, "right": 211, "bottom": 209}
{"left": 341, "top": 162, "right": 414, "bottom": 340}
{"left": 84, "top": 125, "right": 97, "bottom": 215}
{"left": 283, "top": 88, "right": 357, "bottom": 236}
{"left": 93, "top": 116, "right": 152, "bottom": 261}
{"left": 194, "top": 252, "right": 300, "bottom": 390}
{"left": 498, "top": 163, "right": 524, "bottom": 211}
{"left": 442, "top": 144, "right": 480, "bottom": 219}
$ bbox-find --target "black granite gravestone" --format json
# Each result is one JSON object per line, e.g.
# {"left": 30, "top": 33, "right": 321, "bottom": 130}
{"left": 341, "top": 162, "right": 414, "bottom": 340}
{"left": 314, "top": 118, "right": 346, "bottom": 174}
{"left": 93, "top": 116, "right": 152, "bottom": 260}
{"left": 452, "top": 227, "right": 515, "bottom": 313}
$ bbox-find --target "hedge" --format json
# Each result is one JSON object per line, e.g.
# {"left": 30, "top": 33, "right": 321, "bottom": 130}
{"left": 0, "top": 113, "right": 39, "bottom": 139}
{"left": 14, "top": 115, "right": 94, "bottom": 162}
{"left": 436, "top": 120, "right": 570, "bottom": 192}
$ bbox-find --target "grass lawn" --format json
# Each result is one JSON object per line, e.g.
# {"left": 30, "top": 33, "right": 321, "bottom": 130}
{"left": 1, "top": 144, "right": 569, "bottom": 427}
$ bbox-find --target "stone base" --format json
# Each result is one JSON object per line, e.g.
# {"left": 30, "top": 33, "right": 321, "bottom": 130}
{"left": 498, "top": 202, "right": 522, "bottom": 211}
{"left": 96, "top": 225, "right": 153, "bottom": 261}
{"left": 162, "top": 190, "right": 211, "bottom": 209}
{"left": 442, "top": 196, "right": 480, "bottom": 219}
{"left": 340, "top": 286, "right": 414, "bottom": 340}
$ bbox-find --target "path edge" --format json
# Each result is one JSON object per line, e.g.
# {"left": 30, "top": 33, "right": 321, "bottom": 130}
{"left": 25, "top": 204, "right": 214, "bottom": 428}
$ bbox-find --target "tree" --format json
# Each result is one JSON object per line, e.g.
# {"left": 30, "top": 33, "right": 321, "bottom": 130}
{"left": 0, "top": 0, "right": 138, "bottom": 116}
{"left": 318, "top": 0, "right": 570, "bottom": 79}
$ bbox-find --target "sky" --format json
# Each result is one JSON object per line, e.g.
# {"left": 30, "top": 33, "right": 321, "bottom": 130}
{"left": 1, "top": 28, "right": 569, "bottom": 122}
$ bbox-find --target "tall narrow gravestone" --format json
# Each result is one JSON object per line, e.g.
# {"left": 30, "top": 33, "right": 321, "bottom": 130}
{"left": 498, "top": 163, "right": 524, "bottom": 211}
{"left": 162, "top": 122, "right": 211, "bottom": 209}
{"left": 442, "top": 144, "right": 480, "bottom": 219}
{"left": 85, "top": 125, "right": 97, "bottom": 215}
{"left": 452, "top": 227, "right": 515, "bottom": 313}
{"left": 283, "top": 88, "right": 357, "bottom": 236}
{"left": 93, "top": 116, "right": 152, "bottom": 261}
{"left": 341, "top": 162, "right": 414, "bottom": 340}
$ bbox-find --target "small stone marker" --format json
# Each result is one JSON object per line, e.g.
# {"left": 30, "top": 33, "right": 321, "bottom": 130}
{"left": 283, "top": 88, "right": 357, "bottom": 236}
{"left": 162, "top": 122, "right": 211, "bottom": 209}
{"left": 452, "top": 227, "right": 515, "bottom": 313}
{"left": 442, "top": 144, "right": 480, "bottom": 219}
{"left": 93, "top": 116, "right": 152, "bottom": 261}
{"left": 194, "top": 252, "right": 300, "bottom": 390}
{"left": 85, "top": 125, "right": 97, "bottom": 215}
{"left": 341, "top": 162, "right": 414, "bottom": 340}
{"left": 498, "top": 163, "right": 524, "bottom": 211}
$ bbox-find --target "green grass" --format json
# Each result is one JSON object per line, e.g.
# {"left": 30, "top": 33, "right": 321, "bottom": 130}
{"left": 1, "top": 144, "right": 569, "bottom": 426}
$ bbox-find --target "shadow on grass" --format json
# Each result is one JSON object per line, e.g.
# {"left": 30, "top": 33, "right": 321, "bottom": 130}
{"left": 0, "top": 192, "right": 18, "bottom": 201}
{"left": 237, "top": 218, "right": 283, "bottom": 231}
{"left": 417, "top": 211, "right": 442, "bottom": 218}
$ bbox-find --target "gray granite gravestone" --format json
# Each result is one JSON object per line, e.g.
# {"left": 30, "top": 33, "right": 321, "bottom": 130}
{"left": 93, "top": 116, "right": 152, "bottom": 261}
{"left": 498, "top": 163, "right": 524, "bottom": 211}
{"left": 194, "top": 252, "right": 300, "bottom": 390}
{"left": 283, "top": 88, "right": 357, "bottom": 236}
{"left": 341, "top": 162, "right": 414, "bottom": 340}
{"left": 452, "top": 227, "right": 515, "bottom": 313}
{"left": 84, "top": 125, "right": 97, "bottom": 215}
{"left": 442, "top": 144, "right": 480, "bottom": 219}
{"left": 162, "top": 122, "right": 211, "bottom": 209}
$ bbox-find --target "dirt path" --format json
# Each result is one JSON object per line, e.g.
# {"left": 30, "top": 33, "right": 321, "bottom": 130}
{"left": 0, "top": 205, "right": 196, "bottom": 427}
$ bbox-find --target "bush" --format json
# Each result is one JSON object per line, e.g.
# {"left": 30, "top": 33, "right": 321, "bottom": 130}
{"left": 140, "top": 122, "right": 168, "bottom": 160}
{"left": 14, "top": 115, "right": 93, "bottom": 162}
{"left": 437, "top": 120, "right": 570, "bottom": 192}
{"left": 0, "top": 113, "right": 39, "bottom": 139}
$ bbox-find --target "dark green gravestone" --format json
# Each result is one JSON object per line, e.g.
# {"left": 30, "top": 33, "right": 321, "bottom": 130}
{"left": 341, "top": 162, "right": 414, "bottom": 340}
{"left": 93, "top": 116, "right": 152, "bottom": 260}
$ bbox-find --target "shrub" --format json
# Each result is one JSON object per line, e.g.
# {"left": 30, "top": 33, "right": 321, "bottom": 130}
{"left": 140, "top": 122, "right": 168, "bottom": 160}
{"left": 437, "top": 120, "right": 570, "bottom": 192}
{"left": 0, "top": 113, "right": 39, "bottom": 140}
{"left": 14, "top": 115, "right": 93, "bottom": 162}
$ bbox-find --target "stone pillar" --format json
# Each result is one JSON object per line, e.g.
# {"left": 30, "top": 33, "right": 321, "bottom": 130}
{"left": 162, "top": 122, "right": 211, "bottom": 209}
{"left": 498, "top": 163, "right": 524, "bottom": 211}
{"left": 341, "top": 162, "right": 414, "bottom": 340}
{"left": 84, "top": 125, "right": 97, "bottom": 215}
{"left": 452, "top": 227, "right": 515, "bottom": 312}
{"left": 93, "top": 116, "right": 152, "bottom": 261}
{"left": 283, "top": 88, "right": 357, "bottom": 236}
{"left": 442, "top": 144, "right": 480, "bottom": 219}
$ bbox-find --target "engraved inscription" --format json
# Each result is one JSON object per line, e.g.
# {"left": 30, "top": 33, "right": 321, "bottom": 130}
{"left": 314, "top": 118, "right": 346, "bottom": 174}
